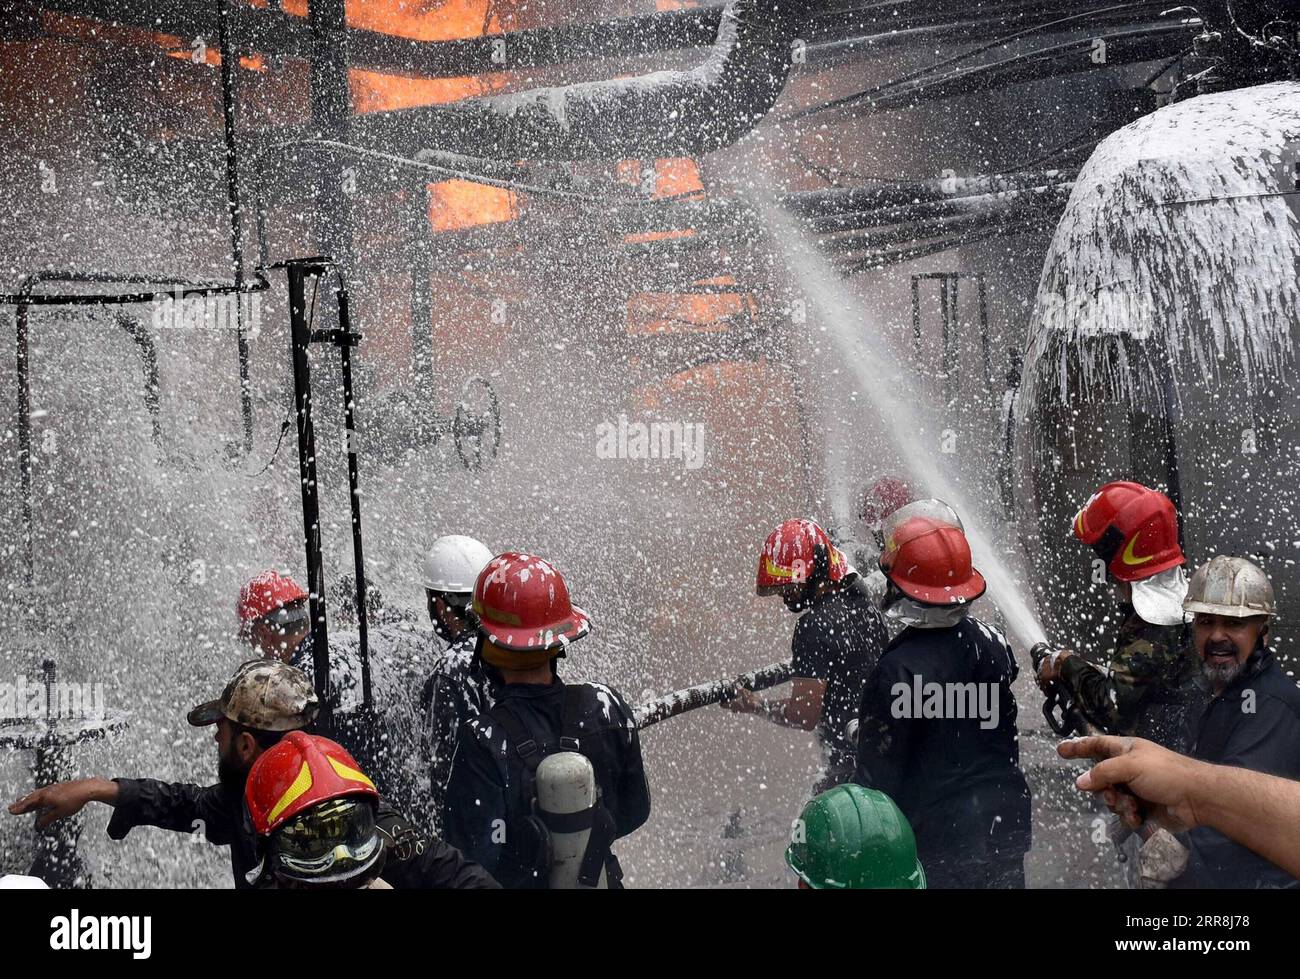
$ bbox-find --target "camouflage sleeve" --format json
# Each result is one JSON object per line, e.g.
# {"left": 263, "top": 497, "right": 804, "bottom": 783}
{"left": 1059, "top": 631, "right": 1176, "bottom": 735}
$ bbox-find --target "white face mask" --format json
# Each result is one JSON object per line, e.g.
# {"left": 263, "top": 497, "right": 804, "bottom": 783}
{"left": 1131, "top": 565, "right": 1191, "bottom": 627}
{"left": 884, "top": 596, "right": 971, "bottom": 629}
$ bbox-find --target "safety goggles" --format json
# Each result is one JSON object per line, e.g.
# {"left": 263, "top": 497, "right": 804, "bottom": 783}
{"left": 257, "top": 603, "right": 311, "bottom": 635}
{"left": 271, "top": 798, "right": 383, "bottom": 884}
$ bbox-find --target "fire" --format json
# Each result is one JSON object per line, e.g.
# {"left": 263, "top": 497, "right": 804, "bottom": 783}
{"left": 428, "top": 178, "right": 519, "bottom": 231}
{"left": 626, "top": 288, "right": 751, "bottom": 335}
{"left": 346, "top": 0, "right": 506, "bottom": 41}
{"left": 616, "top": 158, "right": 706, "bottom": 199}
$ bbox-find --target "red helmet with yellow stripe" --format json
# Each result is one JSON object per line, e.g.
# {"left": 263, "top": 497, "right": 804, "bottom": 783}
{"left": 245, "top": 731, "right": 377, "bottom": 836}
{"left": 245, "top": 732, "right": 383, "bottom": 888}
{"left": 1073, "top": 481, "right": 1184, "bottom": 583}
{"left": 756, "top": 519, "right": 851, "bottom": 596}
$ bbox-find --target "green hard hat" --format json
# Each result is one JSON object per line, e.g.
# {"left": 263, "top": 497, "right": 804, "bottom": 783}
{"left": 785, "top": 784, "right": 926, "bottom": 889}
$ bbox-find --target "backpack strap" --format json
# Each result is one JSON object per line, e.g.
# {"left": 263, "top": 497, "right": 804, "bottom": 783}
{"left": 558, "top": 683, "right": 585, "bottom": 752}
{"left": 489, "top": 702, "right": 544, "bottom": 774}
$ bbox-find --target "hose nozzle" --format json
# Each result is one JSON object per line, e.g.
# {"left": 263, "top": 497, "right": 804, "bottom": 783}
{"left": 1029, "top": 641, "right": 1058, "bottom": 669}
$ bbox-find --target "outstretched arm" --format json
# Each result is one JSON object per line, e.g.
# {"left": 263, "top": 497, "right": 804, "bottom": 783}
{"left": 1060, "top": 735, "right": 1300, "bottom": 879}
{"left": 9, "top": 778, "right": 119, "bottom": 828}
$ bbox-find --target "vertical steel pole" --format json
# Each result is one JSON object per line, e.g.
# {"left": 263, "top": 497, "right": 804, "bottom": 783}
{"left": 287, "top": 263, "right": 332, "bottom": 731}
{"left": 977, "top": 273, "right": 993, "bottom": 388}
{"left": 218, "top": 0, "right": 254, "bottom": 453}
{"left": 333, "top": 279, "right": 372, "bottom": 710}
{"left": 939, "top": 274, "right": 954, "bottom": 406}
{"left": 910, "top": 275, "right": 921, "bottom": 363}
{"left": 16, "top": 302, "right": 34, "bottom": 587}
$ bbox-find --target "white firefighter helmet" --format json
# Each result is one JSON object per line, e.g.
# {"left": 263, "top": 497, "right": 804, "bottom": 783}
{"left": 1183, "top": 556, "right": 1276, "bottom": 620}
{"left": 422, "top": 535, "right": 493, "bottom": 603}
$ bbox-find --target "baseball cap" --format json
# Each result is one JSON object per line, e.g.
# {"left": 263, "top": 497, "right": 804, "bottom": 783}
{"left": 187, "top": 659, "right": 319, "bottom": 732}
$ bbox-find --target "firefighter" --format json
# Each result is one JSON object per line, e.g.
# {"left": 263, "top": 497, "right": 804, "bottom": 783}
{"left": 854, "top": 515, "right": 1032, "bottom": 888}
{"left": 238, "top": 569, "right": 312, "bottom": 662}
{"left": 441, "top": 552, "right": 651, "bottom": 888}
{"left": 7, "top": 660, "right": 496, "bottom": 890}
{"left": 245, "top": 731, "right": 388, "bottom": 889}
{"left": 238, "top": 568, "right": 425, "bottom": 818}
{"left": 865, "top": 498, "right": 965, "bottom": 634}
{"left": 1036, "top": 482, "right": 1201, "bottom": 748}
{"left": 723, "top": 518, "right": 888, "bottom": 792}
{"left": 245, "top": 731, "right": 394, "bottom": 889}
{"left": 416, "top": 534, "right": 498, "bottom": 830}
{"left": 786, "top": 783, "right": 926, "bottom": 889}
{"left": 833, "top": 475, "right": 913, "bottom": 573}
{"left": 1174, "top": 556, "right": 1300, "bottom": 888}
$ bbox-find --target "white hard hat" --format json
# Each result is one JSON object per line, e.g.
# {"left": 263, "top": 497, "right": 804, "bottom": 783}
{"left": 1183, "top": 555, "right": 1276, "bottom": 619}
{"left": 423, "top": 535, "right": 493, "bottom": 597}
{"left": 0, "top": 874, "right": 49, "bottom": 889}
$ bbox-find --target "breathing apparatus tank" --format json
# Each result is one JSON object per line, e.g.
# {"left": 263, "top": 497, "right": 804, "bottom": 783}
{"left": 535, "top": 752, "right": 609, "bottom": 889}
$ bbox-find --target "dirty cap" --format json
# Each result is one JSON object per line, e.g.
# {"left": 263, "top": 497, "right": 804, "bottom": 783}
{"left": 187, "top": 659, "right": 319, "bottom": 732}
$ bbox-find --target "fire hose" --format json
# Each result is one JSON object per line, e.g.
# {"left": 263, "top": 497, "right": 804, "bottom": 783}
{"left": 633, "top": 661, "right": 793, "bottom": 730}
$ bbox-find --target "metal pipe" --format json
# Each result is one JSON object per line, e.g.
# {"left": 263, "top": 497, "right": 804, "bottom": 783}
{"left": 0, "top": 273, "right": 269, "bottom": 307}
{"left": 941, "top": 275, "right": 956, "bottom": 407}
{"left": 822, "top": 23, "right": 1196, "bottom": 119}
{"left": 977, "top": 274, "right": 993, "bottom": 388}
{"left": 815, "top": 203, "right": 1065, "bottom": 254}
{"left": 784, "top": 171, "right": 1075, "bottom": 218}
{"left": 407, "top": 183, "right": 433, "bottom": 390}
{"left": 353, "top": 0, "right": 798, "bottom": 161}
{"left": 911, "top": 277, "right": 922, "bottom": 362}
{"left": 807, "top": 183, "right": 1073, "bottom": 237}
{"left": 16, "top": 303, "right": 33, "bottom": 588}
{"left": 115, "top": 313, "right": 164, "bottom": 447}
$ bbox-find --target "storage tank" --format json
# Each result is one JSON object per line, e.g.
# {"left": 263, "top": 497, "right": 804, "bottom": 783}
{"left": 1015, "top": 80, "right": 1300, "bottom": 663}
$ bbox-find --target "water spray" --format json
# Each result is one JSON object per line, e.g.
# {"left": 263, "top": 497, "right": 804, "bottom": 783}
{"left": 745, "top": 190, "right": 1051, "bottom": 654}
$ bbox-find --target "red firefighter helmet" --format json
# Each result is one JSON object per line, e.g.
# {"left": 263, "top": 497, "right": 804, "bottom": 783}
{"left": 1072, "top": 481, "right": 1184, "bottom": 583}
{"left": 756, "top": 519, "right": 851, "bottom": 596}
{"left": 880, "top": 516, "right": 986, "bottom": 605}
{"left": 244, "top": 732, "right": 383, "bottom": 888}
{"left": 245, "top": 731, "right": 378, "bottom": 837}
{"left": 859, "top": 477, "right": 914, "bottom": 531}
{"left": 473, "top": 552, "right": 591, "bottom": 667}
{"left": 238, "top": 570, "right": 308, "bottom": 638}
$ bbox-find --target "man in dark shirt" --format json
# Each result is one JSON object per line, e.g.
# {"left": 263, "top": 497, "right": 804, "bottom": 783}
{"left": 854, "top": 515, "right": 1032, "bottom": 889}
{"left": 442, "top": 552, "right": 651, "bottom": 888}
{"left": 415, "top": 534, "right": 499, "bottom": 832}
{"left": 1175, "top": 555, "right": 1300, "bottom": 889}
{"left": 723, "top": 518, "right": 887, "bottom": 792}
{"left": 8, "top": 659, "right": 495, "bottom": 889}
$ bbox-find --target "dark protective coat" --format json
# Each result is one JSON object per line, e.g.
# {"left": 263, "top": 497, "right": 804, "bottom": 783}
{"left": 107, "top": 777, "right": 497, "bottom": 889}
{"left": 854, "top": 617, "right": 1032, "bottom": 885}
{"left": 442, "top": 678, "right": 651, "bottom": 888}
{"left": 1178, "top": 648, "right": 1300, "bottom": 889}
